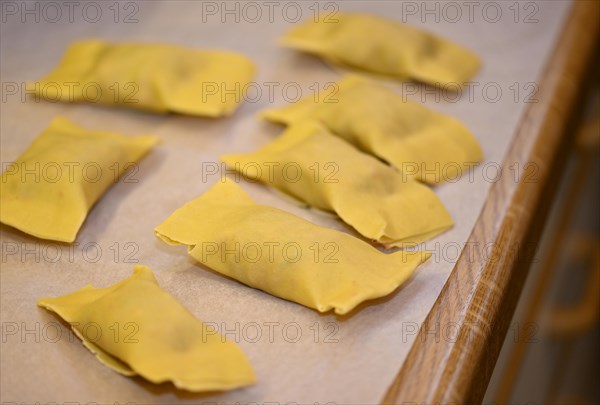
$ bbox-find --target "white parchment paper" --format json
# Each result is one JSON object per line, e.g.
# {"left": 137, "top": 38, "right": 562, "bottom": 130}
{"left": 0, "top": 1, "right": 571, "bottom": 404}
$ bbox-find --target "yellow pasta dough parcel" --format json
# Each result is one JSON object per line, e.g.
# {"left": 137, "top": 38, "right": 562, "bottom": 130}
{"left": 221, "top": 121, "right": 453, "bottom": 246}
{"left": 0, "top": 117, "right": 158, "bottom": 242}
{"left": 262, "top": 76, "right": 483, "bottom": 184}
{"left": 37, "top": 265, "right": 255, "bottom": 392}
{"left": 155, "top": 179, "right": 431, "bottom": 315}
{"left": 29, "top": 39, "right": 256, "bottom": 117}
{"left": 280, "top": 12, "right": 480, "bottom": 85}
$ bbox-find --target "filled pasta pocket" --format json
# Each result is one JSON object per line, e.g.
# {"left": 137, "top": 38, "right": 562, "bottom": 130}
{"left": 280, "top": 12, "right": 480, "bottom": 86}
{"left": 221, "top": 121, "right": 454, "bottom": 246}
{"left": 37, "top": 265, "right": 255, "bottom": 392}
{"left": 0, "top": 117, "right": 158, "bottom": 242}
{"left": 29, "top": 39, "right": 256, "bottom": 117}
{"left": 262, "top": 76, "right": 483, "bottom": 184}
{"left": 155, "top": 179, "right": 431, "bottom": 315}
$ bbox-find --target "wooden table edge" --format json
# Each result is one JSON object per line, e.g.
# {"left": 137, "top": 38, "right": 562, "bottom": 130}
{"left": 382, "top": 1, "right": 600, "bottom": 404}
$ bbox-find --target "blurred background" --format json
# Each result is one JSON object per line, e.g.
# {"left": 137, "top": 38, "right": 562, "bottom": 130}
{"left": 484, "top": 81, "right": 600, "bottom": 404}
